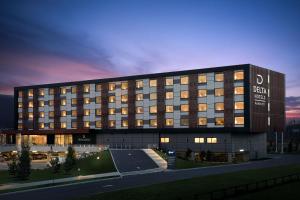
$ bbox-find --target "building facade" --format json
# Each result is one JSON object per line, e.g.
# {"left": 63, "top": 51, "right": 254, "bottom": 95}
{"left": 1, "top": 64, "right": 285, "bottom": 159}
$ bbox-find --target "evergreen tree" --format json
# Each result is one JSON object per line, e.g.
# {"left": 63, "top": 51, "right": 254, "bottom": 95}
{"left": 50, "top": 157, "right": 61, "bottom": 173}
{"left": 17, "top": 145, "right": 31, "bottom": 180}
{"left": 7, "top": 159, "right": 17, "bottom": 176}
{"left": 64, "top": 146, "right": 76, "bottom": 174}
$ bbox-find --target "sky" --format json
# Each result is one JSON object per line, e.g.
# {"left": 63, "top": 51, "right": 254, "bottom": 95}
{"left": 0, "top": 0, "right": 300, "bottom": 118}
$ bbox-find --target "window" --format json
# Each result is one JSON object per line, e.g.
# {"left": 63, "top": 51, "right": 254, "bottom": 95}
{"left": 83, "top": 84, "right": 90, "bottom": 93}
{"left": 84, "top": 109, "right": 90, "bottom": 116}
{"left": 18, "top": 91, "right": 23, "bottom": 98}
{"left": 61, "top": 122, "right": 67, "bottom": 129}
{"left": 165, "top": 77, "right": 173, "bottom": 86}
{"left": 49, "top": 100, "right": 54, "bottom": 106}
{"left": 165, "top": 118, "right": 173, "bottom": 126}
{"left": 61, "top": 99, "right": 66, "bottom": 106}
{"left": 121, "top": 107, "right": 128, "bottom": 115}
{"left": 39, "top": 89, "right": 45, "bottom": 96}
{"left": 121, "top": 95, "right": 128, "bottom": 103}
{"left": 28, "top": 89, "right": 34, "bottom": 97}
{"left": 49, "top": 88, "right": 54, "bottom": 95}
{"left": 109, "top": 96, "right": 115, "bottom": 103}
{"left": 235, "top": 117, "right": 244, "bottom": 125}
{"left": 166, "top": 105, "right": 173, "bottom": 113}
{"left": 207, "top": 138, "right": 217, "bottom": 144}
{"left": 96, "top": 96, "right": 101, "bottom": 104}
{"left": 198, "top": 117, "right": 207, "bottom": 126}
{"left": 72, "top": 86, "right": 77, "bottom": 94}
{"left": 72, "top": 122, "right": 77, "bottom": 128}
{"left": 150, "top": 119, "right": 157, "bottom": 127}
{"left": 19, "top": 113, "right": 23, "bottom": 119}
{"left": 109, "top": 120, "right": 116, "bottom": 128}
{"left": 39, "top": 112, "right": 45, "bottom": 118}
{"left": 198, "top": 104, "right": 207, "bottom": 111}
{"left": 18, "top": 102, "right": 22, "bottom": 108}
{"left": 136, "top": 119, "right": 143, "bottom": 127}
{"left": 215, "top": 73, "right": 224, "bottom": 82}
{"left": 121, "top": 82, "right": 128, "bottom": 90}
{"left": 49, "top": 122, "right": 54, "bottom": 129}
{"left": 71, "top": 110, "right": 77, "bottom": 117}
{"left": 109, "top": 83, "right": 116, "bottom": 91}
{"left": 96, "top": 109, "right": 101, "bottom": 116}
{"left": 234, "top": 71, "right": 244, "bottom": 80}
{"left": 71, "top": 98, "right": 77, "bottom": 105}
{"left": 180, "top": 91, "right": 189, "bottom": 99}
{"left": 39, "top": 100, "right": 44, "bottom": 107}
{"left": 84, "top": 121, "right": 90, "bottom": 128}
{"left": 198, "top": 89, "right": 207, "bottom": 97}
{"left": 198, "top": 74, "right": 207, "bottom": 83}
{"left": 180, "top": 118, "right": 189, "bottom": 126}
{"left": 122, "top": 120, "right": 128, "bottom": 127}
{"left": 235, "top": 102, "right": 244, "bottom": 110}
{"left": 215, "top": 103, "right": 224, "bottom": 111}
{"left": 180, "top": 76, "right": 189, "bottom": 85}
{"left": 108, "top": 108, "right": 115, "bottom": 115}
{"left": 39, "top": 123, "right": 45, "bottom": 129}
{"left": 215, "top": 118, "right": 224, "bottom": 125}
{"left": 150, "top": 106, "right": 157, "bottom": 114}
{"left": 166, "top": 92, "right": 173, "bottom": 99}
{"left": 136, "top": 107, "right": 144, "bottom": 114}
{"left": 28, "top": 100, "right": 33, "bottom": 108}
{"left": 136, "top": 80, "right": 143, "bottom": 88}
{"left": 61, "top": 110, "right": 67, "bottom": 117}
{"left": 234, "top": 87, "right": 244, "bottom": 95}
{"left": 181, "top": 104, "right": 189, "bottom": 112}
{"left": 96, "top": 120, "right": 101, "bottom": 128}
{"left": 150, "top": 93, "right": 157, "bottom": 100}
{"left": 18, "top": 123, "right": 23, "bottom": 130}
{"left": 84, "top": 97, "right": 90, "bottom": 104}
{"left": 160, "top": 137, "right": 169, "bottom": 143}
{"left": 150, "top": 79, "right": 157, "bottom": 87}
{"left": 49, "top": 111, "right": 55, "bottom": 118}
{"left": 60, "top": 87, "right": 66, "bottom": 95}
{"left": 215, "top": 88, "right": 224, "bottom": 96}
{"left": 195, "top": 138, "right": 204, "bottom": 143}
{"left": 96, "top": 84, "right": 101, "bottom": 92}
{"left": 136, "top": 93, "right": 143, "bottom": 101}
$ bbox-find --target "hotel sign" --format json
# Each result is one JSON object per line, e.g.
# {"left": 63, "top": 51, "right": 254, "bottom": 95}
{"left": 253, "top": 74, "right": 267, "bottom": 106}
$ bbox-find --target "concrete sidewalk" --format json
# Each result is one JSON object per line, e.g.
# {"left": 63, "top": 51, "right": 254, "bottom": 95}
{"left": 143, "top": 149, "right": 167, "bottom": 169}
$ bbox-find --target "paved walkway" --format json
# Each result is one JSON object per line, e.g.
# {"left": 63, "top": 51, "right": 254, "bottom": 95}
{"left": 143, "top": 149, "right": 167, "bottom": 169}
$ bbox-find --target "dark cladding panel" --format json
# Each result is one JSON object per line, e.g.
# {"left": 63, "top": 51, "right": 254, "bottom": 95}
{"left": 22, "top": 89, "right": 29, "bottom": 131}
{"left": 128, "top": 80, "right": 136, "bottom": 128}
{"left": 77, "top": 85, "right": 84, "bottom": 129}
{"left": 188, "top": 74, "right": 198, "bottom": 128}
{"left": 33, "top": 88, "right": 39, "bottom": 130}
{"left": 54, "top": 87, "right": 61, "bottom": 129}
{"left": 224, "top": 70, "right": 234, "bottom": 127}
{"left": 157, "top": 77, "right": 165, "bottom": 128}
{"left": 101, "top": 82, "right": 109, "bottom": 129}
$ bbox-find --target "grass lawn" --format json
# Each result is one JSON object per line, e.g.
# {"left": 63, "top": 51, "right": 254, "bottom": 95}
{"left": 77, "top": 164, "right": 300, "bottom": 200}
{"left": 0, "top": 150, "right": 116, "bottom": 185}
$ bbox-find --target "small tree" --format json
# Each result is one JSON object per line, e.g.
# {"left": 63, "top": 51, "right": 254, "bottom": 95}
{"left": 185, "top": 148, "right": 192, "bottom": 160}
{"left": 17, "top": 146, "right": 31, "bottom": 180}
{"left": 7, "top": 159, "right": 17, "bottom": 176}
{"left": 64, "top": 146, "right": 76, "bottom": 174}
{"left": 50, "top": 157, "right": 61, "bottom": 173}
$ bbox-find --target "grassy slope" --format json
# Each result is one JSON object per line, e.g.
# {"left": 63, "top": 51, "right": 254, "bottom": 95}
{"left": 0, "top": 150, "right": 115, "bottom": 185}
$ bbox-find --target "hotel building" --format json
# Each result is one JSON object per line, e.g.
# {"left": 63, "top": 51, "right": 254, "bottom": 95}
{"left": 1, "top": 64, "right": 285, "bottom": 159}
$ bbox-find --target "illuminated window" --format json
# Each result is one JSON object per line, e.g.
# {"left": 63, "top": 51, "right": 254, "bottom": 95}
{"left": 39, "top": 100, "right": 44, "bottom": 107}
{"left": 84, "top": 121, "right": 90, "bottom": 128}
{"left": 150, "top": 79, "right": 157, "bottom": 87}
{"left": 61, "top": 99, "right": 66, "bottom": 106}
{"left": 96, "top": 84, "right": 101, "bottom": 92}
{"left": 136, "top": 119, "right": 143, "bottom": 127}
{"left": 195, "top": 137, "right": 204, "bottom": 143}
{"left": 235, "top": 117, "right": 244, "bottom": 125}
{"left": 28, "top": 100, "right": 33, "bottom": 108}
{"left": 121, "top": 95, "right": 128, "bottom": 103}
{"left": 84, "top": 109, "right": 90, "bottom": 116}
{"left": 60, "top": 87, "right": 66, "bottom": 95}
{"left": 49, "top": 100, "right": 54, "bottom": 106}
{"left": 234, "top": 71, "right": 244, "bottom": 80}
{"left": 95, "top": 96, "right": 101, "bottom": 104}
{"left": 198, "top": 117, "right": 207, "bottom": 126}
{"left": 28, "top": 89, "right": 33, "bottom": 97}
{"left": 166, "top": 105, "right": 173, "bottom": 113}
{"left": 61, "top": 122, "right": 67, "bottom": 129}
{"left": 71, "top": 98, "right": 77, "bottom": 105}
{"left": 181, "top": 104, "right": 189, "bottom": 112}
{"left": 235, "top": 102, "right": 244, "bottom": 110}
{"left": 160, "top": 137, "right": 169, "bottom": 143}
{"left": 19, "top": 113, "right": 23, "bottom": 119}
{"left": 18, "top": 91, "right": 23, "bottom": 98}
{"left": 39, "top": 112, "right": 45, "bottom": 118}
{"left": 109, "top": 96, "right": 115, "bottom": 103}
{"left": 215, "top": 118, "right": 224, "bottom": 126}
{"left": 165, "top": 118, "right": 174, "bottom": 126}
{"left": 49, "top": 111, "right": 55, "bottom": 118}
{"left": 198, "top": 89, "right": 207, "bottom": 97}
{"left": 234, "top": 87, "right": 244, "bottom": 95}
{"left": 109, "top": 83, "right": 116, "bottom": 91}
{"left": 121, "top": 82, "right": 128, "bottom": 90}
{"left": 198, "top": 74, "right": 207, "bottom": 83}
{"left": 83, "top": 84, "right": 90, "bottom": 93}
{"left": 121, "top": 107, "right": 128, "bottom": 115}
{"left": 136, "top": 93, "right": 143, "bottom": 101}
{"left": 180, "top": 76, "right": 189, "bottom": 85}
{"left": 108, "top": 108, "right": 115, "bottom": 115}
{"left": 215, "top": 88, "right": 224, "bottom": 96}
{"left": 71, "top": 110, "right": 77, "bottom": 117}
{"left": 207, "top": 137, "right": 217, "bottom": 144}
{"left": 166, "top": 92, "right": 173, "bottom": 99}
{"left": 150, "top": 93, "right": 157, "bottom": 100}
{"left": 136, "top": 107, "right": 144, "bottom": 114}
{"left": 109, "top": 120, "right": 116, "bottom": 128}
{"left": 165, "top": 77, "right": 173, "bottom": 86}
{"left": 96, "top": 121, "right": 101, "bottom": 128}
{"left": 72, "top": 86, "right": 77, "bottom": 94}
{"left": 96, "top": 109, "right": 101, "bottom": 116}
{"left": 215, "top": 73, "right": 224, "bottom": 82}
{"left": 39, "top": 89, "right": 45, "bottom": 96}
{"left": 198, "top": 103, "right": 207, "bottom": 111}
{"left": 18, "top": 123, "right": 23, "bottom": 130}
{"left": 84, "top": 97, "right": 90, "bottom": 104}
{"left": 180, "top": 91, "right": 189, "bottom": 99}
{"left": 150, "top": 106, "right": 157, "bottom": 114}
{"left": 122, "top": 120, "right": 128, "bottom": 127}
{"left": 39, "top": 123, "right": 44, "bottom": 129}
{"left": 18, "top": 102, "right": 22, "bottom": 108}
{"left": 72, "top": 122, "right": 77, "bottom": 128}
{"left": 61, "top": 110, "right": 67, "bottom": 117}
{"left": 136, "top": 80, "right": 143, "bottom": 88}
{"left": 215, "top": 103, "right": 224, "bottom": 111}
{"left": 180, "top": 118, "right": 189, "bottom": 126}
{"left": 49, "top": 88, "right": 54, "bottom": 95}
{"left": 49, "top": 122, "right": 54, "bottom": 129}
{"left": 150, "top": 119, "right": 157, "bottom": 127}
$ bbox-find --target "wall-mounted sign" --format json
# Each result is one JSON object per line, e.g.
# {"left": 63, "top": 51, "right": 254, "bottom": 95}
{"left": 73, "top": 134, "right": 96, "bottom": 144}
{"left": 253, "top": 74, "right": 267, "bottom": 106}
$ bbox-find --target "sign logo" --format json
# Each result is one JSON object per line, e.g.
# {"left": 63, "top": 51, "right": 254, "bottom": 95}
{"left": 253, "top": 73, "right": 267, "bottom": 106}
{"left": 256, "top": 74, "right": 263, "bottom": 85}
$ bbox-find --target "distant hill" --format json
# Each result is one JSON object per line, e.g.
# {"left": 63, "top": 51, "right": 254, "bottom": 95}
{"left": 0, "top": 94, "right": 14, "bottom": 128}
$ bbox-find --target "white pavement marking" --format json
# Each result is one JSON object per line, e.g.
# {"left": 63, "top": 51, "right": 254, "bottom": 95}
{"left": 109, "top": 149, "right": 121, "bottom": 177}
{"left": 102, "top": 184, "right": 113, "bottom": 188}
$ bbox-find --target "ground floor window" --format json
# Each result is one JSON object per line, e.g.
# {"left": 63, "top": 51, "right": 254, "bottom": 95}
{"left": 160, "top": 137, "right": 170, "bottom": 143}
{"left": 55, "top": 135, "right": 73, "bottom": 145}
{"left": 207, "top": 137, "right": 217, "bottom": 144}
{"left": 194, "top": 137, "right": 205, "bottom": 143}
{"left": 22, "top": 135, "right": 47, "bottom": 145}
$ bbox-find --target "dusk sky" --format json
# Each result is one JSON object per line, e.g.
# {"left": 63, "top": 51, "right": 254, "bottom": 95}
{"left": 0, "top": 0, "right": 300, "bottom": 118}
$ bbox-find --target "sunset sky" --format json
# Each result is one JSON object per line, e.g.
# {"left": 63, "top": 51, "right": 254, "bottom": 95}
{"left": 0, "top": 0, "right": 300, "bottom": 118}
